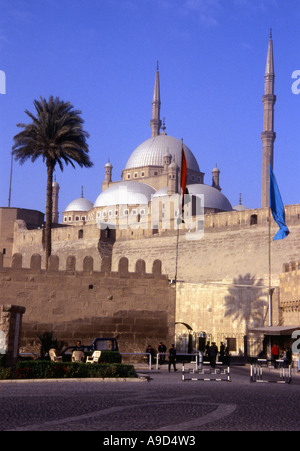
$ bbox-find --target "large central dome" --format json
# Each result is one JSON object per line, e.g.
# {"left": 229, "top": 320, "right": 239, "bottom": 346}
{"left": 124, "top": 134, "right": 200, "bottom": 172}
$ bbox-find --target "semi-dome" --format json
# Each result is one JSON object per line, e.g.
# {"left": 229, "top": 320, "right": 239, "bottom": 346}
{"left": 94, "top": 181, "right": 156, "bottom": 207}
{"left": 64, "top": 197, "right": 93, "bottom": 212}
{"left": 124, "top": 135, "right": 200, "bottom": 172}
{"left": 187, "top": 184, "right": 232, "bottom": 212}
{"left": 152, "top": 186, "right": 169, "bottom": 198}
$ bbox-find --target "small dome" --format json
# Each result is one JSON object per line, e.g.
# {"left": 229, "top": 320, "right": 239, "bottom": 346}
{"left": 64, "top": 197, "right": 93, "bottom": 212}
{"left": 124, "top": 135, "right": 200, "bottom": 172}
{"left": 233, "top": 204, "right": 249, "bottom": 211}
{"left": 152, "top": 186, "right": 168, "bottom": 198}
{"left": 94, "top": 181, "right": 156, "bottom": 207}
{"left": 169, "top": 161, "right": 178, "bottom": 169}
{"left": 233, "top": 194, "right": 248, "bottom": 211}
{"left": 186, "top": 184, "right": 232, "bottom": 212}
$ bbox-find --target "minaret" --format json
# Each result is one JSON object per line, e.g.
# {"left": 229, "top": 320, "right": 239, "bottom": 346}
{"left": 52, "top": 176, "right": 60, "bottom": 223}
{"left": 261, "top": 29, "right": 276, "bottom": 208}
{"left": 102, "top": 159, "right": 113, "bottom": 191}
{"left": 212, "top": 164, "right": 221, "bottom": 191}
{"left": 150, "top": 62, "right": 162, "bottom": 137}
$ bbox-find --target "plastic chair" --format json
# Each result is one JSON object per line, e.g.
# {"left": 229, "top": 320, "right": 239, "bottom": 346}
{"left": 49, "top": 348, "right": 62, "bottom": 362}
{"left": 72, "top": 350, "right": 85, "bottom": 362}
{"left": 86, "top": 350, "right": 101, "bottom": 364}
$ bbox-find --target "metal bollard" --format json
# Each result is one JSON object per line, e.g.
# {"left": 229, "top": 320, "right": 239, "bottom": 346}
{"left": 182, "top": 362, "right": 185, "bottom": 381}
{"left": 199, "top": 351, "right": 203, "bottom": 370}
{"left": 227, "top": 366, "right": 231, "bottom": 382}
{"left": 250, "top": 364, "right": 254, "bottom": 382}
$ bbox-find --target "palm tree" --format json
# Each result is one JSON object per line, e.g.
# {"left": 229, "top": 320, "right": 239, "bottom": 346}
{"left": 12, "top": 96, "right": 93, "bottom": 268}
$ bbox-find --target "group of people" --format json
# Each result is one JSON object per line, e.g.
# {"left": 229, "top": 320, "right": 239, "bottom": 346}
{"left": 146, "top": 340, "right": 231, "bottom": 372}
{"left": 205, "top": 341, "right": 230, "bottom": 367}
{"left": 271, "top": 344, "right": 292, "bottom": 368}
{"left": 145, "top": 342, "right": 177, "bottom": 372}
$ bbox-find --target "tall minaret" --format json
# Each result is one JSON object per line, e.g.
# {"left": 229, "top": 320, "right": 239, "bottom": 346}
{"left": 261, "top": 29, "right": 276, "bottom": 208}
{"left": 150, "top": 62, "right": 162, "bottom": 137}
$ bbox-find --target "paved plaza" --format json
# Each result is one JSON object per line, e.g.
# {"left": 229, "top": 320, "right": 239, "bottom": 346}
{"left": 0, "top": 365, "right": 300, "bottom": 432}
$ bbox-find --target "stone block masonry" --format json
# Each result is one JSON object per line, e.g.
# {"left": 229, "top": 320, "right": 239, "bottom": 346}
{"left": 0, "top": 253, "right": 175, "bottom": 356}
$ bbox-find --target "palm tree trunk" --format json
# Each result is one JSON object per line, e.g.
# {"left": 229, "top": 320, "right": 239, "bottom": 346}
{"left": 45, "top": 161, "right": 54, "bottom": 269}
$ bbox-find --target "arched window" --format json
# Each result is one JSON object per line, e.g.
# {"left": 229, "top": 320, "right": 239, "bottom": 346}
{"left": 78, "top": 229, "right": 84, "bottom": 239}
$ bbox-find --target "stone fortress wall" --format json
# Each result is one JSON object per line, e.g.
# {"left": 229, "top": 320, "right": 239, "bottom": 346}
{"left": 280, "top": 260, "right": 300, "bottom": 325}
{"left": 0, "top": 252, "right": 176, "bottom": 355}
{"left": 9, "top": 204, "right": 300, "bottom": 279}
{"left": 1, "top": 204, "right": 300, "bottom": 356}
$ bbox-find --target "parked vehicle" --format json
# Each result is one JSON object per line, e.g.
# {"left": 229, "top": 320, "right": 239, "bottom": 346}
{"left": 60, "top": 337, "right": 119, "bottom": 361}
{"left": 91, "top": 337, "right": 119, "bottom": 352}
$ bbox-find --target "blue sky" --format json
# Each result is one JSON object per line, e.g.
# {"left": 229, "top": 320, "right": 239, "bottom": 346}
{"left": 0, "top": 0, "right": 300, "bottom": 217}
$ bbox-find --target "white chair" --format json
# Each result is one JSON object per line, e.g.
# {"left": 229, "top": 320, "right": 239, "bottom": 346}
{"left": 49, "top": 348, "right": 62, "bottom": 362}
{"left": 86, "top": 350, "right": 101, "bottom": 364}
{"left": 72, "top": 350, "right": 85, "bottom": 362}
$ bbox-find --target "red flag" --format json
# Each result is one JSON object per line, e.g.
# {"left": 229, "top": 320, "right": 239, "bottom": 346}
{"left": 180, "top": 147, "right": 187, "bottom": 220}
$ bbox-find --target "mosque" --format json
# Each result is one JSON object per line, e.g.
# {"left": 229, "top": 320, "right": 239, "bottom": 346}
{"left": 1, "top": 32, "right": 300, "bottom": 358}
{"left": 61, "top": 63, "right": 236, "bottom": 230}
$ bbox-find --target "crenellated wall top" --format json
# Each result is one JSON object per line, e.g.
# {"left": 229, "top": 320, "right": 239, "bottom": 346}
{"left": 0, "top": 252, "right": 165, "bottom": 279}
{"left": 282, "top": 260, "right": 300, "bottom": 274}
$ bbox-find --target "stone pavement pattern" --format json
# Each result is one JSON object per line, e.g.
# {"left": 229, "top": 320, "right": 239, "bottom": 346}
{"left": 0, "top": 367, "right": 300, "bottom": 431}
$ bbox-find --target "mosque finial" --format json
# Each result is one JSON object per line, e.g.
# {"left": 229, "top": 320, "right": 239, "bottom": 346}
{"left": 81, "top": 186, "right": 84, "bottom": 198}
{"left": 161, "top": 117, "right": 167, "bottom": 135}
{"left": 239, "top": 193, "right": 242, "bottom": 205}
{"left": 270, "top": 28, "right": 272, "bottom": 39}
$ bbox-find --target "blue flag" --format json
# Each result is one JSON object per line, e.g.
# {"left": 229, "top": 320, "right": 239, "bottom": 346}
{"left": 269, "top": 164, "right": 289, "bottom": 240}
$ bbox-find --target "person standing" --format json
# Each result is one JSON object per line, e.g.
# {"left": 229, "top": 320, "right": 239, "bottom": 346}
{"left": 158, "top": 342, "right": 167, "bottom": 364}
{"left": 145, "top": 344, "right": 155, "bottom": 364}
{"left": 168, "top": 344, "right": 177, "bottom": 372}
{"left": 271, "top": 343, "right": 279, "bottom": 368}
{"left": 220, "top": 342, "right": 225, "bottom": 363}
{"left": 208, "top": 342, "right": 218, "bottom": 368}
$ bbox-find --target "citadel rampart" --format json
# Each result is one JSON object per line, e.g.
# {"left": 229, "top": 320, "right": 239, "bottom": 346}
{"left": 0, "top": 251, "right": 299, "bottom": 359}
{"left": 0, "top": 253, "right": 176, "bottom": 355}
{"left": 2, "top": 204, "right": 300, "bottom": 357}
{"left": 10, "top": 204, "right": 300, "bottom": 283}
{"left": 112, "top": 205, "right": 300, "bottom": 286}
